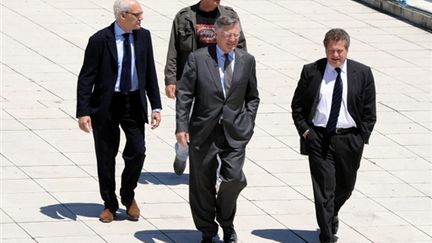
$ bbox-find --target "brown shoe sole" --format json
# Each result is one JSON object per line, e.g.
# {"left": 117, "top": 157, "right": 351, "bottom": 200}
{"left": 99, "top": 214, "right": 116, "bottom": 223}
{"left": 127, "top": 214, "right": 139, "bottom": 221}
{"left": 99, "top": 217, "right": 113, "bottom": 223}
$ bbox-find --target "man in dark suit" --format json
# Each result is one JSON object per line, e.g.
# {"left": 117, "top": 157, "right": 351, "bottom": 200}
{"left": 176, "top": 15, "right": 259, "bottom": 243}
{"left": 76, "top": 0, "right": 162, "bottom": 223}
{"left": 291, "top": 28, "right": 376, "bottom": 243}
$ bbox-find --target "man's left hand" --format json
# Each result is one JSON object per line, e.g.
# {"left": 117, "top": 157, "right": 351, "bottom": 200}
{"left": 151, "top": 111, "right": 161, "bottom": 129}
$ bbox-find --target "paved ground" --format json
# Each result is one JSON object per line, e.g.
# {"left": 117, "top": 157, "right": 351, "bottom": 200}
{"left": 1, "top": 0, "right": 431, "bottom": 242}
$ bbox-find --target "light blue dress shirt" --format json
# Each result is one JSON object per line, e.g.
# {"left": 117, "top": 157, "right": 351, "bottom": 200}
{"left": 114, "top": 22, "right": 139, "bottom": 92}
{"left": 113, "top": 22, "right": 160, "bottom": 113}
{"left": 216, "top": 45, "right": 235, "bottom": 98}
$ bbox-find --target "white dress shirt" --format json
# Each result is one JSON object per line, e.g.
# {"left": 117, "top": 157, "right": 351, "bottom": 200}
{"left": 312, "top": 61, "right": 356, "bottom": 129}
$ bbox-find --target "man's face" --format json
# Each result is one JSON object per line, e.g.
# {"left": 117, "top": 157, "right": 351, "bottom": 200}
{"left": 200, "top": 0, "right": 221, "bottom": 10}
{"left": 325, "top": 40, "right": 348, "bottom": 68}
{"left": 216, "top": 23, "right": 240, "bottom": 53}
{"left": 119, "top": 1, "right": 143, "bottom": 32}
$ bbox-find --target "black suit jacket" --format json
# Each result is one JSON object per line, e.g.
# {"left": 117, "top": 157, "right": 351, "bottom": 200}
{"left": 76, "top": 22, "right": 162, "bottom": 126}
{"left": 291, "top": 58, "right": 376, "bottom": 154}
{"left": 176, "top": 45, "right": 260, "bottom": 148}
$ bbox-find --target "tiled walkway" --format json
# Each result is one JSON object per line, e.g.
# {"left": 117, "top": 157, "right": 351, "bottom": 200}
{"left": 1, "top": 0, "right": 431, "bottom": 242}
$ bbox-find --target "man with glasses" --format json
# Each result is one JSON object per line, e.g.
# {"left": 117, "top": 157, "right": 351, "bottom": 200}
{"left": 76, "top": 0, "right": 162, "bottom": 223}
{"left": 165, "top": 0, "right": 247, "bottom": 176}
{"left": 176, "top": 15, "right": 259, "bottom": 243}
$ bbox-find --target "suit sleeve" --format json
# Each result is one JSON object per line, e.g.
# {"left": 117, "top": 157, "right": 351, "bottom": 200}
{"left": 145, "top": 31, "right": 162, "bottom": 110}
{"left": 291, "top": 65, "right": 311, "bottom": 136}
{"left": 164, "top": 18, "right": 179, "bottom": 86}
{"left": 360, "top": 67, "right": 376, "bottom": 144}
{"left": 245, "top": 57, "right": 259, "bottom": 120}
{"left": 76, "top": 35, "right": 100, "bottom": 118}
{"left": 175, "top": 52, "right": 197, "bottom": 133}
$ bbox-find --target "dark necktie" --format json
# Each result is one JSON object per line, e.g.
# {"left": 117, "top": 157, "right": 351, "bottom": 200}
{"left": 326, "top": 67, "right": 343, "bottom": 133}
{"left": 223, "top": 53, "right": 233, "bottom": 94}
{"left": 120, "top": 33, "right": 131, "bottom": 92}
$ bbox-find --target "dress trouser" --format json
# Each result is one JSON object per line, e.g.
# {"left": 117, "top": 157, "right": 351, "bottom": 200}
{"left": 189, "top": 123, "right": 247, "bottom": 238}
{"left": 92, "top": 91, "right": 145, "bottom": 212}
{"left": 306, "top": 127, "right": 364, "bottom": 241}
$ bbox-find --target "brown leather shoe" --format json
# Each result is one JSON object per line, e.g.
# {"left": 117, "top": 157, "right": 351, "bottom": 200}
{"left": 126, "top": 199, "right": 140, "bottom": 221}
{"left": 99, "top": 208, "right": 115, "bottom": 223}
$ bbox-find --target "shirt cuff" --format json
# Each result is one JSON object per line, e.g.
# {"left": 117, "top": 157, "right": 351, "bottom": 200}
{"left": 152, "top": 109, "right": 161, "bottom": 113}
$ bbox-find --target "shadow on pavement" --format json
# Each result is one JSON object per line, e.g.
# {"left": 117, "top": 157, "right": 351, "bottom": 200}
{"left": 135, "top": 229, "right": 204, "bottom": 243}
{"left": 252, "top": 228, "right": 319, "bottom": 243}
{"left": 40, "top": 203, "right": 127, "bottom": 221}
{"left": 139, "top": 171, "right": 189, "bottom": 185}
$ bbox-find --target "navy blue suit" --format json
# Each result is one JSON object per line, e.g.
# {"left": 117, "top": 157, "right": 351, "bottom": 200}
{"left": 76, "top": 22, "right": 161, "bottom": 212}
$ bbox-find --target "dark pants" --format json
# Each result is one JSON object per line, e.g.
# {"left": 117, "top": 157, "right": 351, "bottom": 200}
{"left": 306, "top": 127, "right": 364, "bottom": 242}
{"left": 189, "top": 124, "right": 247, "bottom": 238}
{"left": 92, "top": 91, "right": 145, "bottom": 212}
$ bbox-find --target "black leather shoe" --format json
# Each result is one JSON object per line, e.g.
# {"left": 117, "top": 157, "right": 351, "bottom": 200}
{"left": 320, "top": 233, "right": 337, "bottom": 243}
{"left": 223, "top": 227, "right": 237, "bottom": 243}
{"left": 320, "top": 235, "right": 339, "bottom": 243}
{"left": 201, "top": 236, "right": 214, "bottom": 243}
{"left": 173, "top": 157, "right": 186, "bottom": 175}
{"left": 332, "top": 215, "right": 339, "bottom": 235}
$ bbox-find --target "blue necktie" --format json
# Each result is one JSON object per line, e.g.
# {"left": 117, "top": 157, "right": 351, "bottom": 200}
{"left": 120, "top": 33, "right": 131, "bottom": 92}
{"left": 327, "top": 67, "right": 342, "bottom": 133}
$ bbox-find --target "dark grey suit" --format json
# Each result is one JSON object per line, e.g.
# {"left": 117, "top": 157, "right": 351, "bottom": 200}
{"left": 176, "top": 44, "right": 259, "bottom": 237}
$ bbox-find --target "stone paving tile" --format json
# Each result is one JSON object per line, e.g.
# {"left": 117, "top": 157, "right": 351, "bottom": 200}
{"left": 19, "top": 221, "right": 97, "bottom": 238}
{"left": 1, "top": 0, "right": 431, "bottom": 242}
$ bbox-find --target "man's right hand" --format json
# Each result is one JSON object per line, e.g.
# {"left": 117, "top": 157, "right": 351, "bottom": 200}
{"left": 176, "top": 132, "right": 189, "bottom": 147}
{"left": 165, "top": 84, "right": 176, "bottom": 99}
{"left": 78, "top": 116, "right": 92, "bottom": 133}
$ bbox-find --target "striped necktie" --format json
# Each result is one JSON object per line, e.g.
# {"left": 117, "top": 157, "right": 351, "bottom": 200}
{"left": 223, "top": 53, "right": 233, "bottom": 94}
{"left": 326, "top": 67, "right": 342, "bottom": 133}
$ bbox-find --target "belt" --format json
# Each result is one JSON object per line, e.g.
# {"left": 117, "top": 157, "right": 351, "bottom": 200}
{"left": 313, "top": 126, "right": 357, "bottom": 135}
{"left": 114, "top": 90, "right": 139, "bottom": 96}
{"left": 334, "top": 127, "right": 357, "bottom": 135}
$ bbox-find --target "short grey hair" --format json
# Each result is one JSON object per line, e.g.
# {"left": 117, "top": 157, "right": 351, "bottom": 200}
{"left": 323, "top": 28, "right": 350, "bottom": 49}
{"left": 215, "top": 15, "right": 240, "bottom": 31}
{"left": 113, "top": 0, "right": 132, "bottom": 19}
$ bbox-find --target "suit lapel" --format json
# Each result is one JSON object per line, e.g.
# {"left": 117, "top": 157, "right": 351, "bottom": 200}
{"left": 206, "top": 45, "right": 225, "bottom": 99}
{"left": 312, "top": 59, "right": 326, "bottom": 99}
{"left": 346, "top": 59, "right": 357, "bottom": 110}
{"left": 132, "top": 30, "right": 145, "bottom": 85}
{"left": 308, "top": 59, "right": 326, "bottom": 120}
{"left": 106, "top": 23, "right": 117, "bottom": 63}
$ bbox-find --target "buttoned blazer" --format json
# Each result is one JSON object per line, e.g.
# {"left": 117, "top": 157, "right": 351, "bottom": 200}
{"left": 76, "top": 22, "right": 162, "bottom": 126}
{"left": 291, "top": 58, "right": 376, "bottom": 154}
{"left": 176, "top": 44, "right": 260, "bottom": 148}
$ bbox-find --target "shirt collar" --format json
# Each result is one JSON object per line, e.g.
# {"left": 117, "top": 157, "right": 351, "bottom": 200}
{"left": 326, "top": 60, "right": 347, "bottom": 74}
{"left": 216, "top": 45, "right": 234, "bottom": 60}
{"left": 114, "top": 21, "right": 130, "bottom": 37}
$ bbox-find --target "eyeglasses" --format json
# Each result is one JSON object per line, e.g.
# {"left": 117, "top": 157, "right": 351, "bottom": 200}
{"left": 125, "top": 11, "right": 143, "bottom": 19}
{"left": 223, "top": 32, "right": 240, "bottom": 39}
